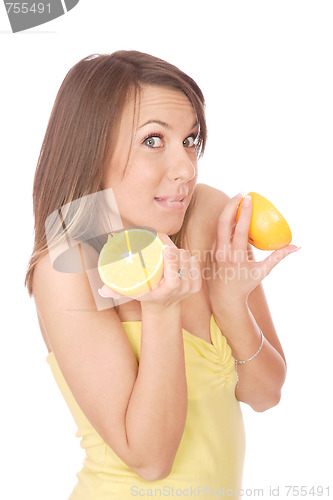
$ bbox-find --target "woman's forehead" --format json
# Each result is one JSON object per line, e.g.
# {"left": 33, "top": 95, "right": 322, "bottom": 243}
{"left": 123, "top": 85, "right": 197, "bottom": 126}
{"left": 140, "top": 85, "right": 193, "bottom": 110}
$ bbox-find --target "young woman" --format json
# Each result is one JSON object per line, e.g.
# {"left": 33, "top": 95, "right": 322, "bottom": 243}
{"left": 25, "top": 51, "right": 298, "bottom": 499}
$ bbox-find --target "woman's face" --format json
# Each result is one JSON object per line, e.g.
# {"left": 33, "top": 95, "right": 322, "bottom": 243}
{"left": 103, "top": 85, "right": 199, "bottom": 235}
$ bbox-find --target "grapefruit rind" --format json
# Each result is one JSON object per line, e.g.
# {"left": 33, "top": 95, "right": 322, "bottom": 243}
{"left": 237, "top": 192, "right": 292, "bottom": 251}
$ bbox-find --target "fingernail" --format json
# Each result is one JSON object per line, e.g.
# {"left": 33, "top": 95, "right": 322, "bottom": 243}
{"left": 290, "top": 246, "right": 302, "bottom": 253}
{"left": 163, "top": 245, "right": 172, "bottom": 257}
{"left": 242, "top": 195, "right": 252, "bottom": 207}
{"left": 98, "top": 288, "right": 110, "bottom": 298}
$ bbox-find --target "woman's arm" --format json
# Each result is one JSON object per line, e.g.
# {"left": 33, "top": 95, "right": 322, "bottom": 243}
{"left": 212, "top": 287, "right": 287, "bottom": 412}
{"left": 125, "top": 301, "right": 187, "bottom": 480}
{"left": 33, "top": 242, "right": 200, "bottom": 481}
{"left": 193, "top": 184, "right": 298, "bottom": 412}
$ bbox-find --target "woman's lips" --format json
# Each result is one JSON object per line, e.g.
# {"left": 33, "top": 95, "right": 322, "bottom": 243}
{"left": 154, "top": 195, "right": 186, "bottom": 210}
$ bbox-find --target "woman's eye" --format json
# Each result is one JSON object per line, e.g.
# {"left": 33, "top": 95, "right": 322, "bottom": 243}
{"left": 143, "top": 136, "right": 163, "bottom": 148}
{"left": 183, "top": 135, "right": 196, "bottom": 148}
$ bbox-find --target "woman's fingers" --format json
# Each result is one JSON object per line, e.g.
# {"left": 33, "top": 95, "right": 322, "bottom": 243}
{"left": 162, "top": 245, "right": 182, "bottom": 287}
{"left": 158, "top": 232, "right": 176, "bottom": 248}
{"left": 213, "top": 192, "right": 249, "bottom": 262}
{"left": 232, "top": 194, "right": 252, "bottom": 258}
{"left": 178, "top": 249, "right": 202, "bottom": 293}
{"left": 215, "top": 193, "right": 244, "bottom": 252}
{"left": 258, "top": 244, "right": 301, "bottom": 278}
{"left": 162, "top": 247, "right": 200, "bottom": 291}
{"left": 188, "top": 254, "right": 202, "bottom": 293}
{"left": 138, "top": 246, "right": 201, "bottom": 304}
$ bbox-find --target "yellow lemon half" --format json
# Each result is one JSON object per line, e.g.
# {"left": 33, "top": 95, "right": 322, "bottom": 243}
{"left": 98, "top": 228, "right": 164, "bottom": 296}
{"left": 236, "top": 192, "right": 292, "bottom": 250}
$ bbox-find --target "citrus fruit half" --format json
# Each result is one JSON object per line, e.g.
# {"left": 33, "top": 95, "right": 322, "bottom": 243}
{"left": 236, "top": 192, "right": 292, "bottom": 250}
{"left": 97, "top": 228, "right": 164, "bottom": 296}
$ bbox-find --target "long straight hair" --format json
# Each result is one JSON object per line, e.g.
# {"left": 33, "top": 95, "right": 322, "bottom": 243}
{"left": 25, "top": 51, "right": 207, "bottom": 296}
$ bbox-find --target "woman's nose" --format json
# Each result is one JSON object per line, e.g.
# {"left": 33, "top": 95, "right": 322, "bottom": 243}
{"left": 167, "top": 146, "right": 196, "bottom": 183}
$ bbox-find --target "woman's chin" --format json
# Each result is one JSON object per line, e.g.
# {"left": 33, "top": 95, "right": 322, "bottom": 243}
{"left": 122, "top": 216, "right": 184, "bottom": 236}
{"left": 157, "top": 220, "right": 184, "bottom": 236}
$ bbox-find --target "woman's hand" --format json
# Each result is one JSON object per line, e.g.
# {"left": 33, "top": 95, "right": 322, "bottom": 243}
{"left": 206, "top": 193, "right": 300, "bottom": 308}
{"left": 98, "top": 234, "right": 202, "bottom": 309}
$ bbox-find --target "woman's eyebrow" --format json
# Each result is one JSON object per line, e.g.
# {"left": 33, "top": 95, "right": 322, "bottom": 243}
{"left": 138, "top": 119, "right": 198, "bottom": 130}
{"left": 138, "top": 120, "right": 170, "bottom": 129}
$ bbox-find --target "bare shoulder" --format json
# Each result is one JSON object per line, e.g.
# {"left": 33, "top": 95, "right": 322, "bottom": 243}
{"left": 32, "top": 242, "right": 136, "bottom": 376}
{"left": 195, "top": 182, "right": 230, "bottom": 203}
{"left": 195, "top": 183, "right": 230, "bottom": 216}
{"left": 33, "top": 242, "right": 114, "bottom": 320}
{"left": 186, "top": 183, "right": 230, "bottom": 251}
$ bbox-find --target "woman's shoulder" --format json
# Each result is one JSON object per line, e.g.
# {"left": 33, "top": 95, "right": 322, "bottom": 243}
{"left": 195, "top": 182, "right": 229, "bottom": 200}
{"left": 194, "top": 183, "right": 230, "bottom": 214}
{"left": 186, "top": 183, "right": 230, "bottom": 251}
{"left": 32, "top": 240, "right": 116, "bottom": 329}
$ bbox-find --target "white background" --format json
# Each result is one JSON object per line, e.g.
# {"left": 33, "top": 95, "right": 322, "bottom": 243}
{"left": 1, "top": 1, "right": 332, "bottom": 499}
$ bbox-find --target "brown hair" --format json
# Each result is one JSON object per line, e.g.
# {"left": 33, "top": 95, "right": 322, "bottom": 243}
{"left": 25, "top": 50, "right": 207, "bottom": 296}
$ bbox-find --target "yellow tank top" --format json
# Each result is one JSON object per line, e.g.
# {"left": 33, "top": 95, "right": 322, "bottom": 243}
{"left": 46, "top": 314, "right": 245, "bottom": 499}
